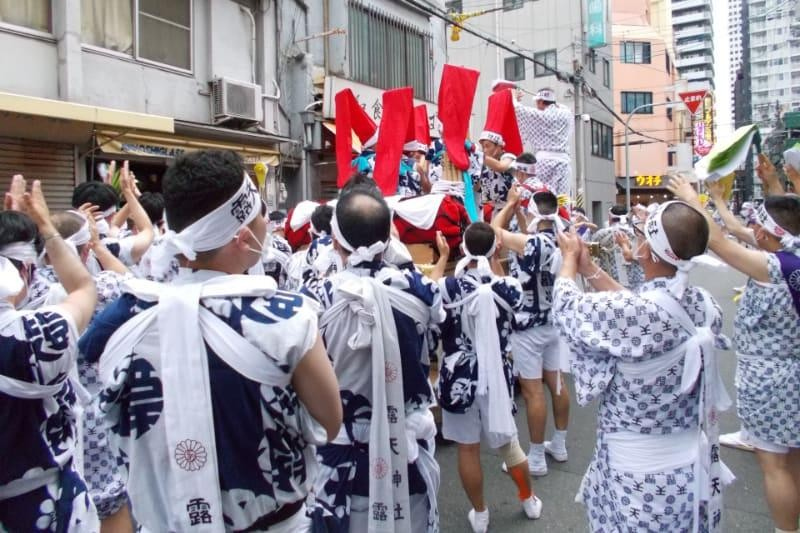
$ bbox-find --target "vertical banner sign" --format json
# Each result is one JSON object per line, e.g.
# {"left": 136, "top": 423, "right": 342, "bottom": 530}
{"left": 587, "top": 0, "right": 609, "bottom": 48}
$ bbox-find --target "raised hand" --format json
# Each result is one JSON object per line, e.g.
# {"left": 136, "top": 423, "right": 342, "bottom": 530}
{"left": 556, "top": 228, "right": 583, "bottom": 260}
{"left": 705, "top": 178, "right": 726, "bottom": 200}
{"left": 4, "top": 174, "right": 26, "bottom": 211}
{"left": 506, "top": 182, "right": 522, "bottom": 206}
{"left": 435, "top": 230, "right": 450, "bottom": 259}
{"left": 666, "top": 174, "right": 701, "bottom": 207}
{"left": 20, "top": 180, "right": 52, "bottom": 230}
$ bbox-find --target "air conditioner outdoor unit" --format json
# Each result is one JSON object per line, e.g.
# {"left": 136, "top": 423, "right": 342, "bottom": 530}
{"left": 211, "top": 78, "right": 263, "bottom": 126}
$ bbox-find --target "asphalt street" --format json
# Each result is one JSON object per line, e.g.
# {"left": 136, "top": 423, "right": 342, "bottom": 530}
{"left": 436, "top": 265, "right": 775, "bottom": 532}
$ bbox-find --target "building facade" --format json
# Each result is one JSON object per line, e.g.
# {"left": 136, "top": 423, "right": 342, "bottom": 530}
{"left": 300, "top": 0, "right": 448, "bottom": 200}
{"left": 670, "top": 0, "right": 714, "bottom": 90}
{"left": 612, "top": 0, "right": 692, "bottom": 205}
{"left": 747, "top": 0, "right": 800, "bottom": 127}
{"left": 0, "top": 0, "right": 449, "bottom": 209}
{"left": 445, "top": 0, "right": 617, "bottom": 224}
{"left": 0, "top": 0, "right": 305, "bottom": 210}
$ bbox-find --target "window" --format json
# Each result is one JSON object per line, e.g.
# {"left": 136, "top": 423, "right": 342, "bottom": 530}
{"left": 621, "top": 91, "right": 653, "bottom": 113}
{"left": 620, "top": 41, "right": 652, "bottom": 64}
{"left": 504, "top": 56, "right": 525, "bottom": 81}
{"left": 81, "top": 0, "right": 192, "bottom": 71}
{"left": 534, "top": 49, "right": 557, "bottom": 77}
{"left": 445, "top": 0, "right": 462, "bottom": 13}
{"left": 665, "top": 53, "right": 671, "bottom": 73}
{"left": 0, "top": 0, "right": 51, "bottom": 32}
{"left": 348, "top": 2, "right": 433, "bottom": 100}
{"left": 138, "top": 0, "right": 191, "bottom": 69}
{"left": 503, "top": 0, "right": 524, "bottom": 10}
{"left": 602, "top": 58, "right": 610, "bottom": 87}
{"left": 667, "top": 151, "right": 676, "bottom": 166}
{"left": 587, "top": 49, "right": 597, "bottom": 73}
{"left": 591, "top": 120, "right": 614, "bottom": 160}
{"left": 666, "top": 98, "right": 672, "bottom": 121}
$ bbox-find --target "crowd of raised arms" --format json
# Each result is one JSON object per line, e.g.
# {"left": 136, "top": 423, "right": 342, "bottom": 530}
{"left": 1, "top": 65, "right": 799, "bottom": 533}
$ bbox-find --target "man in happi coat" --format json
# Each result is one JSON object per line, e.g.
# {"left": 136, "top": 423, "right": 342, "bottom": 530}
{"left": 513, "top": 88, "right": 574, "bottom": 197}
{"left": 79, "top": 150, "right": 341, "bottom": 532}
{"left": 435, "top": 221, "right": 543, "bottom": 532}
{"left": 669, "top": 177, "right": 800, "bottom": 533}
{"left": 0, "top": 176, "right": 99, "bottom": 532}
{"left": 592, "top": 204, "right": 645, "bottom": 289}
{"left": 553, "top": 201, "right": 733, "bottom": 532}
{"left": 492, "top": 185, "right": 571, "bottom": 477}
{"left": 303, "top": 184, "right": 443, "bottom": 533}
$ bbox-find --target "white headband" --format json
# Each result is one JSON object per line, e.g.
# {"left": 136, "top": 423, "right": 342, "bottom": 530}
{"left": 100, "top": 205, "right": 117, "bottom": 219}
{"left": 156, "top": 174, "right": 260, "bottom": 264}
{"left": 455, "top": 237, "right": 497, "bottom": 278}
{"left": 513, "top": 162, "right": 536, "bottom": 175}
{"left": 479, "top": 131, "right": 505, "bottom": 147}
{"left": 643, "top": 201, "right": 718, "bottom": 297}
{"left": 526, "top": 200, "right": 565, "bottom": 234}
{"left": 66, "top": 211, "right": 91, "bottom": 248}
{"left": 0, "top": 241, "right": 37, "bottom": 298}
{"left": 330, "top": 213, "right": 388, "bottom": 266}
{"left": 756, "top": 203, "right": 800, "bottom": 250}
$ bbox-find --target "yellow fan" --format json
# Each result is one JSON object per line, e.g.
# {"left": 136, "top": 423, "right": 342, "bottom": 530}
{"left": 254, "top": 162, "right": 268, "bottom": 188}
{"left": 716, "top": 172, "right": 735, "bottom": 201}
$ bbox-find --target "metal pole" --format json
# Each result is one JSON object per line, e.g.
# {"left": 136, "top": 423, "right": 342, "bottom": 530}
{"left": 625, "top": 113, "right": 632, "bottom": 212}
{"left": 624, "top": 100, "right": 673, "bottom": 213}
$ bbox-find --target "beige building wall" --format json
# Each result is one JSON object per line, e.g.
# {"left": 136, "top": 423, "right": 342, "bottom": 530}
{"left": 612, "top": 0, "right": 684, "bottom": 181}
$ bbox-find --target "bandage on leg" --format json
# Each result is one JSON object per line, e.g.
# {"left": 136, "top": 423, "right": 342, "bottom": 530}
{"left": 500, "top": 439, "right": 532, "bottom": 500}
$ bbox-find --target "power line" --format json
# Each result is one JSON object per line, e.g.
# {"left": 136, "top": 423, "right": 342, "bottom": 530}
{"left": 402, "top": 0, "right": 670, "bottom": 145}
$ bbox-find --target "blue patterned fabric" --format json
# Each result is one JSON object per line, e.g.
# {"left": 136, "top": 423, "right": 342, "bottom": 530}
{"left": 735, "top": 252, "right": 800, "bottom": 447}
{"left": 437, "top": 271, "right": 523, "bottom": 414}
{"left": 0, "top": 306, "right": 97, "bottom": 531}
{"left": 78, "top": 271, "right": 130, "bottom": 518}
{"left": 301, "top": 261, "right": 442, "bottom": 532}
{"left": 508, "top": 231, "right": 558, "bottom": 330}
{"left": 261, "top": 234, "right": 293, "bottom": 289}
{"left": 397, "top": 156, "right": 423, "bottom": 198}
{"left": 553, "top": 277, "right": 729, "bottom": 531}
{"left": 593, "top": 224, "right": 645, "bottom": 289}
{"left": 79, "top": 276, "right": 319, "bottom": 530}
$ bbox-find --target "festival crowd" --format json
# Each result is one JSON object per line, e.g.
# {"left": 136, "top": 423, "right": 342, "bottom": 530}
{"left": 1, "top": 64, "right": 799, "bottom": 533}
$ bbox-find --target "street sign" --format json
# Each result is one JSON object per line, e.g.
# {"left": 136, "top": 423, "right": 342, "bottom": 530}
{"left": 679, "top": 91, "right": 706, "bottom": 115}
{"left": 587, "top": 0, "right": 609, "bottom": 48}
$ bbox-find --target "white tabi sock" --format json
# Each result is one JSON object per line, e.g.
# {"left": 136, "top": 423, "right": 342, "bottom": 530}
{"left": 529, "top": 443, "right": 545, "bottom": 458}
{"left": 552, "top": 430, "right": 568, "bottom": 447}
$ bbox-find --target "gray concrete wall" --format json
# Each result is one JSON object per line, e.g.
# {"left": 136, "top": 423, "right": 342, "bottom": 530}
{"left": 0, "top": 31, "right": 59, "bottom": 99}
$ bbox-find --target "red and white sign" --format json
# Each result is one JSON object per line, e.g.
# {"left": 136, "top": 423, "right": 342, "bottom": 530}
{"left": 679, "top": 91, "right": 707, "bottom": 115}
{"left": 694, "top": 122, "right": 712, "bottom": 156}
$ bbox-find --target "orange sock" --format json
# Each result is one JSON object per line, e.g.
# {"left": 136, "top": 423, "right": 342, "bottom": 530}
{"left": 507, "top": 463, "right": 532, "bottom": 500}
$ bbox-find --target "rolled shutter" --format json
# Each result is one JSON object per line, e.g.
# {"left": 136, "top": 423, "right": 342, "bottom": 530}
{"left": 0, "top": 137, "right": 76, "bottom": 211}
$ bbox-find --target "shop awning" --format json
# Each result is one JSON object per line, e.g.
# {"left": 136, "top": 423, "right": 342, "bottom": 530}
{"left": 322, "top": 121, "right": 362, "bottom": 152}
{"left": 97, "top": 130, "right": 280, "bottom": 166}
{"left": 0, "top": 92, "right": 173, "bottom": 144}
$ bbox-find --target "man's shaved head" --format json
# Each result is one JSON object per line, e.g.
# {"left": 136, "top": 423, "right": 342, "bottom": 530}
{"left": 335, "top": 185, "right": 391, "bottom": 249}
{"left": 661, "top": 202, "right": 709, "bottom": 260}
{"left": 765, "top": 194, "right": 800, "bottom": 235}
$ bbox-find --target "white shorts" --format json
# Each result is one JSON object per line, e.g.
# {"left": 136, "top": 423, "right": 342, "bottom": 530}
{"left": 511, "top": 325, "right": 561, "bottom": 380}
{"left": 441, "top": 394, "right": 517, "bottom": 449}
{"left": 742, "top": 427, "right": 792, "bottom": 454}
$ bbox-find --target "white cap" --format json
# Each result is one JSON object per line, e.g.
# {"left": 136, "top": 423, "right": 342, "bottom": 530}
{"left": 533, "top": 88, "right": 556, "bottom": 102}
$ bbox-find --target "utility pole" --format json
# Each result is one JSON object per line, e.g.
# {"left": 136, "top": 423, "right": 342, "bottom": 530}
{"left": 573, "top": 19, "right": 587, "bottom": 209}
